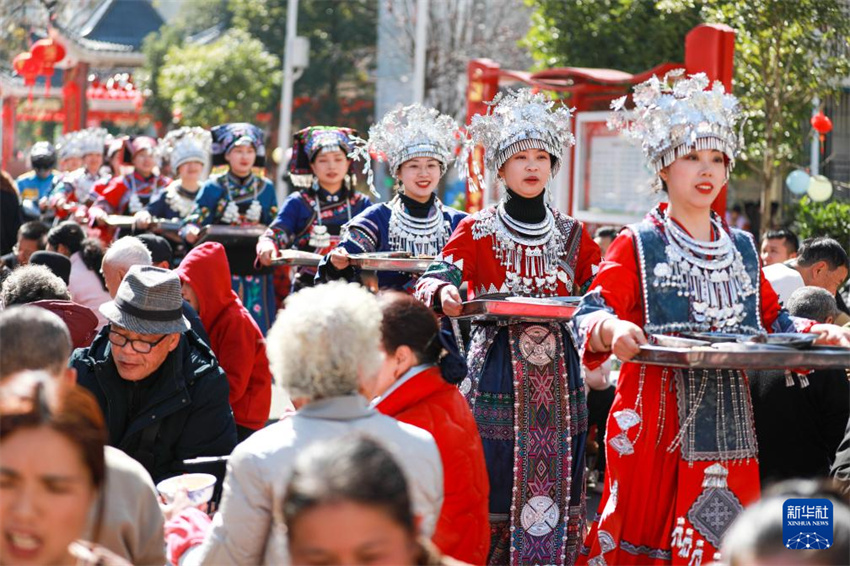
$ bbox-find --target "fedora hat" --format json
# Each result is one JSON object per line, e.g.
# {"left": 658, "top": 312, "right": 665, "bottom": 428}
{"left": 99, "top": 265, "right": 189, "bottom": 335}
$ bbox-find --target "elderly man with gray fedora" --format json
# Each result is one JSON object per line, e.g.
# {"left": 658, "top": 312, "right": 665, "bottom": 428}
{"left": 72, "top": 265, "right": 237, "bottom": 482}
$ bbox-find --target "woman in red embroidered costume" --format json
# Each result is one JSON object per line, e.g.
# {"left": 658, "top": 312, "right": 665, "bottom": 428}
{"left": 416, "top": 89, "right": 601, "bottom": 566}
{"left": 574, "top": 71, "right": 850, "bottom": 566}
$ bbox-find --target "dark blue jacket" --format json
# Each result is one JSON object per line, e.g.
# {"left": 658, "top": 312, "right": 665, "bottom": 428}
{"left": 71, "top": 328, "right": 237, "bottom": 483}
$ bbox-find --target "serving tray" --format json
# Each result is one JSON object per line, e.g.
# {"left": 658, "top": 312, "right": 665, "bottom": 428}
{"left": 269, "top": 250, "right": 323, "bottom": 267}
{"left": 196, "top": 224, "right": 266, "bottom": 245}
{"left": 634, "top": 344, "right": 850, "bottom": 370}
{"left": 455, "top": 296, "right": 582, "bottom": 323}
{"left": 103, "top": 215, "right": 182, "bottom": 232}
{"left": 348, "top": 252, "right": 434, "bottom": 273}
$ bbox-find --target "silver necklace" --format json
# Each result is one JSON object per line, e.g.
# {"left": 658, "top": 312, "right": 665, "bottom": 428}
{"left": 309, "top": 179, "right": 352, "bottom": 249}
{"left": 164, "top": 182, "right": 196, "bottom": 218}
{"left": 388, "top": 196, "right": 450, "bottom": 257}
{"left": 473, "top": 201, "right": 566, "bottom": 297}
{"left": 651, "top": 208, "right": 755, "bottom": 329}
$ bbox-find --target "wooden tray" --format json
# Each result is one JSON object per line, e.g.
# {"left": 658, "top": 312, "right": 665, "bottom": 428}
{"left": 455, "top": 297, "right": 582, "bottom": 323}
{"left": 634, "top": 344, "right": 850, "bottom": 370}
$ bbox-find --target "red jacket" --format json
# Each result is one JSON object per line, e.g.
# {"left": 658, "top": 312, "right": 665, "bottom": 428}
{"left": 376, "top": 366, "right": 490, "bottom": 565}
{"left": 177, "top": 242, "right": 271, "bottom": 430}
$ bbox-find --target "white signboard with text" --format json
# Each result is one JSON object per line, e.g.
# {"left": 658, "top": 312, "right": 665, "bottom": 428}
{"left": 570, "top": 111, "right": 662, "bottom": 227}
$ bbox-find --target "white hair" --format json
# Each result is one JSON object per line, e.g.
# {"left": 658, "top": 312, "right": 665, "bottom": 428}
{"left": 103, "top": 236, "right": 152, "bottom": 270}
{"left": 267, "top": 281, "right": 383, "bottom": 401}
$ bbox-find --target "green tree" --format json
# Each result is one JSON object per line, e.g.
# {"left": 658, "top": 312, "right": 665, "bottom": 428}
{"left": 229, "top": 0, "right": 378, "bottom": 132}
{"left": 523, "top": 0, "right": 702, "bottom": 73}
{"left": 140, "top": 24, "right": 184, "bottom": 134}
{"left": 690, "top": 0, "right": 850, "bottom": 234}
{"left": 526, "top": 0, "right": 850, "bottom": 235}
{"left": 140, "top": 0, "right": 232, "bottom": 133}
{"left": 157, "top": 29, "right": 281, "bottom": 126}
{"left": 790, "top": 196, "right": 850, "bottom": 251}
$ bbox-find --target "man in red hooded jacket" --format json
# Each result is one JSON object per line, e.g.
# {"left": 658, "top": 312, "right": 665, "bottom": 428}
{"left": 177, "top": 242, "right": 272, "bottom": 441}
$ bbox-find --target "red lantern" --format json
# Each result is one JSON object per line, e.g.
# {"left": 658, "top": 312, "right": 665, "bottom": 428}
{"left": 30, "top": 39, "right": 66, "bottom": 96}
{"left": 31, "top": 38, "right": 66, "bottom": 76}
{"left": 12, "top": 52, "right": 41, "bottom": 102}
{"left": 811, "top": 111, "right": 833, "bottom": 154}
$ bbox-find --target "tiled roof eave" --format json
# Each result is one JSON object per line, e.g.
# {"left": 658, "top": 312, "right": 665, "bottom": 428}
{"left": 50, "top": 25, "right": 145, "bottom": 67}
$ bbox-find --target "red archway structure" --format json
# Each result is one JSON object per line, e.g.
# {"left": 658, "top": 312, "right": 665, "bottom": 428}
{"left": 465, "top": 24, "right": 735, "bottom": 220}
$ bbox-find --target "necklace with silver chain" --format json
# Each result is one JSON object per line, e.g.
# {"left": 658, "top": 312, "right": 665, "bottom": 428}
{"left": 485, "top": 202, "right": 565, "bottom": 296}
{"left": 664, "top": 215, "right": 735, "bottom": 270}
{"left": 651, "top": 208, "right": 755, "bottom": 328}
{"left": 388, "top": 196, "right": 450, "bottom": 256}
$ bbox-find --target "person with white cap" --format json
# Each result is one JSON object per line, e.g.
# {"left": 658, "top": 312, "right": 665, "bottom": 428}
{"left": 89, "top": 136, "right": 171, "bottom": 225}
{"left": 71, "top": 265, "right": 237, "bottom": 482}
{"left": 137, "top": 127, "right": 211, "bottom": 228}
{"left": 16, "top": 142, "right": 57, "bottom": 219}
{"left": 48, "top": 128, "right": 109, "bottom": 220}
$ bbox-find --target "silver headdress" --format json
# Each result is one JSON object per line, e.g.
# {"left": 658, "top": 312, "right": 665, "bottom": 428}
{"left": 75, "top": 128, "right": 109, "bottom": 156}
{"left": 467, "top": 89, "right": 575, "bottom": 181}
{"left": 608, "top": 70, "right": 742, "bottom": 176}
{"left": 56, "top": 132, "right": 84, "bottom": 160}
{"left": 161, "top": 127, "right": 212, "bottom": 170}
{"left": 349, "top": 104, "right": 463, "bottom": 194}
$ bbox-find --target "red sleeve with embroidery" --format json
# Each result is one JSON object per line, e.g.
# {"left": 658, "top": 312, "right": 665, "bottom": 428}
{"left": 580, "top": 230, "right": 643, "bottom": 369}
{"left": 574, "top": 224, "right": 602, "bottom": 292}
{"left": 415, "top": 216, "right": 478, "bottom": 307}
{"left": 92, "top": 177, "right": 127, "bottom": 214}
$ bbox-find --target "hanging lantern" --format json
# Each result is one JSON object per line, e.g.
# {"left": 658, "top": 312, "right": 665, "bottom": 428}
{"left": 785, "top": 169, "right": 810, "bottom": 196}
{"left": 30, "top": 39, "right": 66, "bottom": 97}
{"left": 811, "top": 111, "right": 833, "bottom": 136}
{"left": 811, "top": 110, "right": 833, "bottom": 156}
{"left": 30, "top": 38, "right": 66, "bottom": 76}
{"left": 12, "top": 52, "right": 41, "bottom": 103}
{"left": 807, "top": 175, "right": 833, "bottom": 202}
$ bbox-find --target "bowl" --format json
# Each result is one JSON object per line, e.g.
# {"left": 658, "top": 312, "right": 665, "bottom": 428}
{"left": 156, "top": 473, "right": 217, "bottom": 505}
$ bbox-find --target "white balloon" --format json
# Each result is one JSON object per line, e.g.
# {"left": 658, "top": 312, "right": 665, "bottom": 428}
{"left": 807, "top": 175, "right": 833, "bottom": 202}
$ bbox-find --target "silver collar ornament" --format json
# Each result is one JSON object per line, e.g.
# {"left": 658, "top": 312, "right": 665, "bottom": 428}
{"left": 472, "top": 202, "right": 568, "bottom": 297}
{"left": 387, "top": 196, "right": 452, "bottom": 257}
{"left": 164, "top": 182, "right": 196, "bottom": 218}
{"left": 128, "top": 192, "right": 144, "bottom": 214}
{"left": 650, "top": 207, "right": 755, "bottom": 329}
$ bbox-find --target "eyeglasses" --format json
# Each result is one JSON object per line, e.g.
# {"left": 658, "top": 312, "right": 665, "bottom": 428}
{"left": 108, "top": 329, "right": 168, "bottom": 354}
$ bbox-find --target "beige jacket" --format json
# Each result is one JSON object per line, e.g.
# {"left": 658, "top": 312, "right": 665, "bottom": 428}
{"left": 192, "top": 395, "right": 443, "bottom": 565}
{"left": 88, "top": 447, "right": 166, "bottom": 566}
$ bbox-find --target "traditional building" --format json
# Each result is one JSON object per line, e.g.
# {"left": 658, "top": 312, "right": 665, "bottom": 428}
{"left": 1, "top": 0, "right": 164, "bottom": 174}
